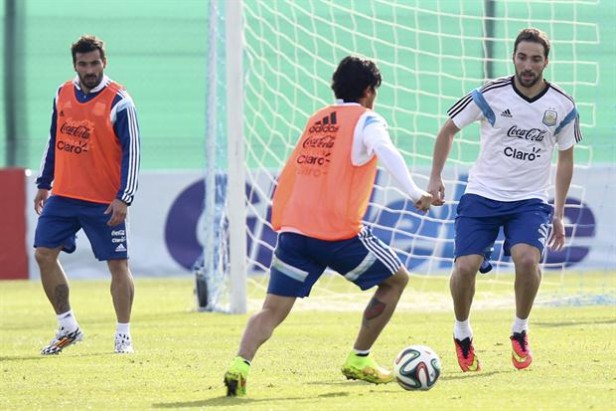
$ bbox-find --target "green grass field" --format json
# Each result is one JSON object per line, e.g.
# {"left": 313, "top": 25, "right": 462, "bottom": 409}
{"left": 1, "top": 274, "right": 615, "bottom": 410}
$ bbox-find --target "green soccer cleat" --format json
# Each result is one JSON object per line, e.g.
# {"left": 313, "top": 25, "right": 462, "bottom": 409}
{"left": 224, "top": 356, "right": 250, "bottom": 396}
{"left": 341, "top": 352, "right": 394, "bottom": 384}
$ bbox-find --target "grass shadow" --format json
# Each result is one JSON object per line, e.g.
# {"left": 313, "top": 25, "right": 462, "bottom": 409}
{"left": 440, "top": 370, "right": 503, "bottom": 380}
{"left": 0, "top": 351, "right": 128, "bottom": 362}
{"left": 535, "top": 318, "right": 616, "bottom": 328}
{"left": 152, "top": 395, "right": 307, "bottom": 408}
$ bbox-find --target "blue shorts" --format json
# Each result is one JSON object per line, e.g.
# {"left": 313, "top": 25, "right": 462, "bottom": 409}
{"left": 34, "top": 195, "right": 129, "bottom": 261}
{"left": 268, "top": 226, "right": 403, "bottom": 298}
{"left": 455, "top": 194, "right": 552, "bottom": 258}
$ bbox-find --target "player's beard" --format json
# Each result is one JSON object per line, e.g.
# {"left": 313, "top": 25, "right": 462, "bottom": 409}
{"left": 79, "top": 72, "right": 103, "bottom": 91}
{"left": 515, "top": 70, "right": 542, "bottom": 88}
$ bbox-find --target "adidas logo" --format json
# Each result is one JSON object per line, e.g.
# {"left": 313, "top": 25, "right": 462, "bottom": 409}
{"left": 323, "top": 111, "right": 337, "bottom": 125}
{"left": 500, "top": 109, "right": 512, "bottom": 117}
{"left": 115, "top": 244, "right": 127, "bottom": 252}
{"left": 309, "top": 112, "right": 338, "bottom": 133}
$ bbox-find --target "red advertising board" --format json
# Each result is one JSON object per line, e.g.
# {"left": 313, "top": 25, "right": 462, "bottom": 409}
{"left": 0, "top": 168, "right": 28, "bottom": 279}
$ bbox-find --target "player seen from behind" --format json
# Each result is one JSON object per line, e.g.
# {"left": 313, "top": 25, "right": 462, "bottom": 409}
{"left": 223, "top": 55, "right": 432, "bottom": 396}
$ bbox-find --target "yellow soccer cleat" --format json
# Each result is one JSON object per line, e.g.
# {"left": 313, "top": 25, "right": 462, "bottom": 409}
{"left": 341, "top": 352, "right": 394, "bottom": 384}
{"left": 224, "top": 356, "right": 250, "bottom": 396}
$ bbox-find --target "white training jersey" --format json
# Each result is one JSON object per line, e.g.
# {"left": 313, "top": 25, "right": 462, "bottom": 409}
{"left": 327, "top": 101, "right": 389, "bottom": 166}
{"left": 337, "top": 101, "right": 424, "bottom": 201}
{"left": 448, "top": 76, "right": 582, "bottom": 202}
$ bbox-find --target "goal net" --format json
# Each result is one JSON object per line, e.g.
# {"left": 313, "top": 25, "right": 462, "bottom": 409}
{"left": 202, "top": 0, "right": 612, "bottom": 313}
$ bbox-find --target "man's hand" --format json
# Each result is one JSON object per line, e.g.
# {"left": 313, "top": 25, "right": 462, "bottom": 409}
{"left": 104, "top": 199, "right": 128, "bottom": 226}
{"left": 427, "top": 177, "right": 445, "bottom": 206}
{"left": 548, "top": 216, "right": 566, "bottom": 251}
{"left": 34, "top": 189, "right": 50, "bottom": 215}
{"left": 414, "top": 192, "right": 433, "bottom": 213}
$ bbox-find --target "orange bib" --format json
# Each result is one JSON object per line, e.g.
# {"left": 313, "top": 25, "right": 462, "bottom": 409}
{"left": 53, "top": 81, "right": 122, "bottom": 204}
{"left": 272, "top": 105, "right": 377, "bottom": 240}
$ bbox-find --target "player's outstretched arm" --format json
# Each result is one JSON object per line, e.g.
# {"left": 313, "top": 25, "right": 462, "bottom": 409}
{"left": 373, "top": 143, "right": 432, "bottom": 212}
{"left": 427, "top": 118, "right": 459, "bottom": 206}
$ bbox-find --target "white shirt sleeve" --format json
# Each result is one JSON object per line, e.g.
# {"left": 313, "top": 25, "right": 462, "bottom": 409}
{"left": 448, "top": 93, "right": 483, "bottom": 129}
{"left": 352, "top": 111, "right": 427, "bottom": 202}
{"left": 373, "top": 143, "right": 427, "bottom": 203}
{"left": 555, "top": 108, "right": 580, "bottom": 151}
{"left": 351, "top": 112, "right": 391, "bottom": 165}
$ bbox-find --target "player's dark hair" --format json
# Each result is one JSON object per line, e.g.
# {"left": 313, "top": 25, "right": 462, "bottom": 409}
{"left": 71, "top": 35, "right": 106, "bottom": 64}
{"left": 514, "top": 28, "right": 551, "bottom": 59}
{"left": 331, "top": 56, "right": 382, "bottom": 102}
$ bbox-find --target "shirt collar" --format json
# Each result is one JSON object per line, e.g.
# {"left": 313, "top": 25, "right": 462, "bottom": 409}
{"left": 72, "top": 74, "right": 111, "bottom": 93}
{"left": 335, "top": 99, "right": 361, "bottom": 106}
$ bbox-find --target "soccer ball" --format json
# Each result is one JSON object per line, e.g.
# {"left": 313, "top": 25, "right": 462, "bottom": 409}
{"left": 393, "top": 345, "right": 441, "bottom": 391}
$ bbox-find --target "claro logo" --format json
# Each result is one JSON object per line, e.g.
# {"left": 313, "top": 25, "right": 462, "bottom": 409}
{"left": 297, "top": 154, "right": 330, "bottom": 165}
{"left": 57, "top": 139, "right": 89, "bottom": 154}
{"left": 504, "top": 146, "right": 541, "bottom": 161}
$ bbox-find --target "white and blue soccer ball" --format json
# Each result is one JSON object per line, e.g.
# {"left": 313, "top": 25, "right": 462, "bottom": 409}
{"left": 393, "top": 345, "right": 441, "bottom": 391}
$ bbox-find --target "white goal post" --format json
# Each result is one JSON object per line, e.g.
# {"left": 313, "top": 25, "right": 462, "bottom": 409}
{"left": 225, "top": 0, "right": 248, "bottom": 314}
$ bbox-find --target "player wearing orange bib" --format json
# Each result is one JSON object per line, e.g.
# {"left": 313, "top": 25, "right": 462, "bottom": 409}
{"left": 224, "top": 56, "right": 432, "bottom": 396}
{"left": 33, "top": 35, "right": 140, "bottom": 355}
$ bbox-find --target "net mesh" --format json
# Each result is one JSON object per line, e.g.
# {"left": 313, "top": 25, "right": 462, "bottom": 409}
{"left": 228, "top": 0, "right": 609, "bottom": 310}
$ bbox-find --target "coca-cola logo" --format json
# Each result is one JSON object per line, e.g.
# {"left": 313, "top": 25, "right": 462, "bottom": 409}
{"left": 507, "top": 125, "right": 546, "bottom": 142}
{"left": 60, "top": 121, "right": 92, "bottom": 139}
{"left": 302, "top": 135, "right": 336, "bottom": 149}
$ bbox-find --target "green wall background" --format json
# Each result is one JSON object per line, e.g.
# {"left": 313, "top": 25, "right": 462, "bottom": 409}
{"left": 1, "top": 0, "right": 614, "bottom": 172}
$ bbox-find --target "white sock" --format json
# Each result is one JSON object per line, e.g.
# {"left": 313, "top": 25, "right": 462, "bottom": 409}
{"left": 353, "top": 348, "right": 371, "bottom": 357}
{"left": 454, "top": 319, "right": 473, "bottom": 341}
{"left": 512, "top": 317, "right": 529, "bottom": 334}
{"left": 116, "top": 322, "right": 131, "bottom": 336}
{"left": 57, "top": 310, "right": 78, "bottom": 332}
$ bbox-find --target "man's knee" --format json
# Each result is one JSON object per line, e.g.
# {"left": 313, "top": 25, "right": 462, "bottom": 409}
{"left": 454, "top": 255, "right": 483, "bottom": 279}
{"left": 383, "top": 266, "right": 409, "bottom": 291}
{"left": 34, "top": 247, "right": 59, "bottom": 266}
{"left": 512, "top": 245, "right": 541, "bottom": 274}
{"left": 514, "top": 254, "right": 540, "bottom": 273}
{"left": 107, "top": 259, "right": 131, "bottom": 277}
{"left": 261, "top": 294, "right": 295, "bottom": 325}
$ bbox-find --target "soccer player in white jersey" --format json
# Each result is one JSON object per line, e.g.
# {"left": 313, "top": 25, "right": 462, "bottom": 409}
{"left": 427, "top": 28, "right": 581, "bottom": 371}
